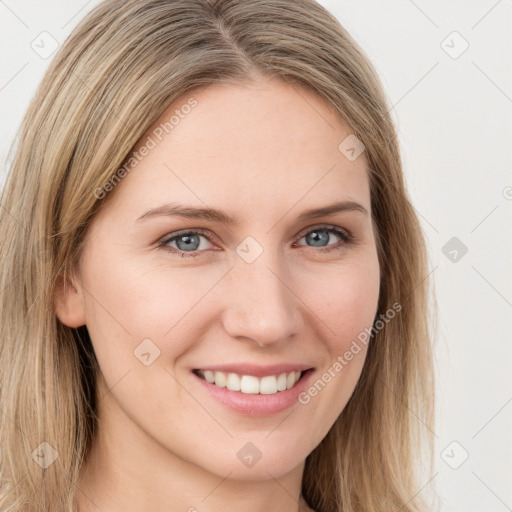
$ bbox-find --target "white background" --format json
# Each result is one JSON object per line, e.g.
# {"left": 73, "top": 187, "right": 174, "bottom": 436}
{"left": 1, "top": 1, "right": 511, "bottom": 510}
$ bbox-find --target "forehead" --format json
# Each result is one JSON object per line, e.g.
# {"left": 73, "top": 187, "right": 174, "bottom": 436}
{"left": 100, "top": 77, "right": 370, "bottom": 223}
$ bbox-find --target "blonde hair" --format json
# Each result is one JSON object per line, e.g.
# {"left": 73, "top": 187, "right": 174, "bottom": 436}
{"left": 0, "top": 0, "right": 435, "bottom": 510}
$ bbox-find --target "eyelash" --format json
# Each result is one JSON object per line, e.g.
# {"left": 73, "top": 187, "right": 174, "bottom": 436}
{"left": 157, "top": 225, "right": 354, "bottom": 258}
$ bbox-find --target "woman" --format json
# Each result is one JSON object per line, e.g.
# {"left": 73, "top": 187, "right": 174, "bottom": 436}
{"left": 0, "top": 0, "right": 435, "bottom": 511}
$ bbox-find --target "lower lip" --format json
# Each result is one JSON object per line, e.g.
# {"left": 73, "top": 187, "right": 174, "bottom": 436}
{"left": 192, "top": 369, "right": 314, "bottom": 417}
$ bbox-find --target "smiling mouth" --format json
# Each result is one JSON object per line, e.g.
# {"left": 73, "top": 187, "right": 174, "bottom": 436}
{"left": 193, "top": 369, "right": 311, "bottom": 395}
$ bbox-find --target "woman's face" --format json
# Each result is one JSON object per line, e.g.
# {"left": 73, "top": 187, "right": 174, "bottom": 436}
{"left": 57, "top": 76, "right": 380, "bottom": 481}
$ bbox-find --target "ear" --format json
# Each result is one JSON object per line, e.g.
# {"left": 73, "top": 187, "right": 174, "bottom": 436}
{"left": 53, "top": 272, "right": 86, "bottom": 328}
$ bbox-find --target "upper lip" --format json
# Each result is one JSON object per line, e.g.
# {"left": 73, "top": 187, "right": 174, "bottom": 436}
{"left": 193, "top": 363, "right": 314, "bottom": 378}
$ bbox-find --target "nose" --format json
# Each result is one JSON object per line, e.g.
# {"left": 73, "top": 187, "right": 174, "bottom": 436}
{"left": 220, "top": 252, "right": 303, "bottom": 348}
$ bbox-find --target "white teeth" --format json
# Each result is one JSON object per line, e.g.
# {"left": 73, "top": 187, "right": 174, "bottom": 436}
{"left": 277, "top": 372, "right": 287, "bottom": 391}
{"left": 214, "top": 371, "right": 226, "bottom": 388}
{"left": 204, "top": 370, "right": 215, "bottom": 383}
{"left": 259, "top": 375, "right": 277, "bottom": 394}
{"left": 240, "top": 375, "right": 260, "bottom": 394}
{"left": 197, "top": 370, "right": 303, "bottom": 394}
{"left": 226, "top": 372, "right": 241, "bottom": 391}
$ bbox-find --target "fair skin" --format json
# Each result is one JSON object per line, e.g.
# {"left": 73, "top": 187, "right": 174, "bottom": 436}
{"left": 55, "top": 76, "right": 380, "bottom": 512}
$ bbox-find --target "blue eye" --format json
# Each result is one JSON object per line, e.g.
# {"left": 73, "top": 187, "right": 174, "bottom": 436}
{"left": 158, "top": 225, "right": 353, "bottom": 258}
{"left": 294, "top": 226, "right": 353, "bottom": 251}
{"left": 159, "top": 230, "right": 213, "bottom": 256}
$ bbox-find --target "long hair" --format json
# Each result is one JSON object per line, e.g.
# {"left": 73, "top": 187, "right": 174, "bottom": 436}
{"left": 0, "top": 1, "right": 435, "bottom": 510}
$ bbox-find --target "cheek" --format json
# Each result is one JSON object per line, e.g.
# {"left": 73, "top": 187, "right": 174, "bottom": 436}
{"left": 293, "top": 255, "right": 380, "bottom": 425}
{"left": 81, "top": 247, "right": 224, "bottom": 345}
{"left": 79, "top": 251, "right": 238, "bottom": 413}
{"left": 306, "top": 254, "right": 380, "bottom": 351}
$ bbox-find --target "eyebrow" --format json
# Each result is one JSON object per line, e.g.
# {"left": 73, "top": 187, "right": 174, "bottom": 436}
{"left": 135, "top": 200, "right": 368, "bottom": 225}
